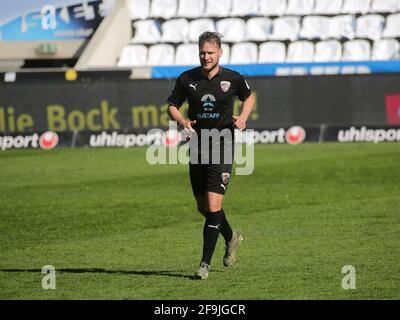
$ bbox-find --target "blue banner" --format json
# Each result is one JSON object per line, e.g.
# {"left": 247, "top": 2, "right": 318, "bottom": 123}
{"left": 0, "top": 0, "right": 104, "bottom": 41}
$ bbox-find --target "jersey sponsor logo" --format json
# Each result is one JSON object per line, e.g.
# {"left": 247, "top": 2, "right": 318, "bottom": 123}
{"left": 222, "top": 172, "right": 230, "bottom": 184}
{"left": 189, "top": 83, "right": 198, "bottom": 91}
{"left": 201, "top": 94, "right": 216, "bottom": 110}
{"left": 220, "top": 81, "right": 231, "bottom": 92}
{"left": 197, "top": 113, "right": 220, "bottom": 119}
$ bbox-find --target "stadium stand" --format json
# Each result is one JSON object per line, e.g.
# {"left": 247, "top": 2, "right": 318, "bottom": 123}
{"left": 230, "top": 42, "right": 258, "bottom": 64}
{"left": 259, "top": 0, "right": 287, "bottom": 16}
{"left": 216, "top": 18, "right": 246, "bottom": 43}
{"left": 150, "top": 0, "right": 177, "bottom": 19}
{"left": 116, "top": 0, "right": 400, "bottom": 67}
{"left": 371, "top": 38, "right": 400, "bottom": 59}
{"left": 286, "top": 40, "right": 315, "bottom": 62}
{"left": 189, "top": 19, "right": 216, "bottom": 42}
{"left": 313, "top": 0, "right": 343, "bottom": 15}
{"left": 147, "top": 43, "right": 175, "bottom": 65}
{"left": 314, "top": 40, "right": 342, "bottom": 61}
{"left": 117, "top": 44, "right": 148, "bottom": 67}
{"left": 245, "top": 17, "right": 272, "bottom": 41}
{"left": 342, "top": 39, "right": 371, "bottom": 60}
{"left": 258, "top": 41, "right": 286, "bottom": 62}
{"left": 126, "top": 0, "right": 150, "bottom": 19}
{"left": 203, "top": 0, "right": 232, "bottom": 18}
{"left": 1, "top": 0, "right": 399, "bottom": 69}
{"left": 355, "top": 14, "right": 385, "bottom": 40}
{"left": 161, "top": 18, "right": 189, "bottom": 43}
{"left": 176, "top": 0, "right": 205, "bottom": 18}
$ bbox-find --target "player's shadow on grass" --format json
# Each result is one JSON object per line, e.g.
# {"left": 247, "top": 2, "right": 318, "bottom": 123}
{"left": 0, "top": 268, "right": 197, "bottom": 280}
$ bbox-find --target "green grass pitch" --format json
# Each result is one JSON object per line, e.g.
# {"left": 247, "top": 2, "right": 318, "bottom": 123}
{"left": 0, "top": 143, "right": 399, "bottom": 299}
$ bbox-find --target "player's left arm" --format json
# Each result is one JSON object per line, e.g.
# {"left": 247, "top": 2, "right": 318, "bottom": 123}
{"left": 233, "top": 93, "right": 255, "bottom": 131}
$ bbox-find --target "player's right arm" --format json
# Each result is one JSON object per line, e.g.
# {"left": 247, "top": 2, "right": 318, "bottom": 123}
{"left": 167, "top": 105, "right": 196, "bottom": 133}
{"left": 167, "top": 74, "right": 196, "bottom": 133}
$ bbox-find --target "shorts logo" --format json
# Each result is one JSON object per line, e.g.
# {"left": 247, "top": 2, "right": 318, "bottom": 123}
{"left": 222, "top": 172, "right": 230, "bottom": 185}
{"left": 220, "top": 81, "right": 231, "bottom": 92}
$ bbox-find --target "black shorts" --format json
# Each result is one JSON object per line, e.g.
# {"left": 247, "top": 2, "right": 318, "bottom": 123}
{"left": 188, "top": 129, "right": 234, "bottom": 196}
{"left": 189, "top": 163, "right": 233, "bottom": 196}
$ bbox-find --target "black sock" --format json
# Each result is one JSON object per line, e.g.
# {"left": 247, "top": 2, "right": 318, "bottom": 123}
{"left": 220, "top": 209, "right": 233, "bottom": 243}
{"left": 201, "top": 211, "right": 223, "bottom": 265}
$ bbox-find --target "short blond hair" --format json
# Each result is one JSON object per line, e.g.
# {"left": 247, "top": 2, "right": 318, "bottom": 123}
{"left": 198, "top": 31, "right": 223, "bottom": 48}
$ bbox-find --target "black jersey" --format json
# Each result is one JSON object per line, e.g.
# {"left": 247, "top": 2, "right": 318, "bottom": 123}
{"left": 167, "top": 66, "right": 252, "bottom": 132}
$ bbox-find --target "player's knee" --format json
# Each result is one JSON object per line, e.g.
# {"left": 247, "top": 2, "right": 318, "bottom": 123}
{"left": 206, "top": 203, "right": 222, "bottom": 212}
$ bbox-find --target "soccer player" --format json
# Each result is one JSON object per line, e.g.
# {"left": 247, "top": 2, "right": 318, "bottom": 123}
{"left": 167, "top": 31, "right": 255, "bottom": 280}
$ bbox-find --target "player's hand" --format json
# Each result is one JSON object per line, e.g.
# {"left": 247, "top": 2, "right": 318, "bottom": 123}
{"left": 181, "top": 120, "right": 196, "bottom": 136}
{"left": 232, "top": 115, "right": 246, "bottom": 131}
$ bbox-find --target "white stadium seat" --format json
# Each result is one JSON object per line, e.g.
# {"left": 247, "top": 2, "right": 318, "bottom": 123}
{"left": 230, "top": 0, "right": 258, "bottom": 16}
{"left": 126, "top": 0, "right": 150, "bottom": 20}
{"left": 356, "top": 14, "right": 384, "bottom": 41}
{"left": 118, "top": 45, "right": 147, "bottom": 67}
{"left": 370, "top": 0, "right": 399, "bottom": 13}
{"left": 270, "top": 16, "right": 301, "bottom": 41}
{"left": 216, "top": 18, "right": 246, "bottom": 42}
{"left": 286, "top": 41, "right": 314, "bottom": 62}
{"left": 147, "top": 44, "right": 175, "bottom": 66}
{"left": 204, "top": 0, "right": 232, "bottom": 18}
{"left": 328, "top": 15, "right": 355, "bottom": 40}
{"left": 161, "top": 18, "right": 189, "bottom": 43}
{"left": 245, "top": 17, "right": 272, "bottom": 41}
{"left": 177, "top": 0, "right": 205, "bottom": 18}
{"left": 131, "top": 20, "right": 162, "bottom": 44}
{"left": 230, "top": 42, "right": 258, "bottom": 64}
{"left": 342, "top": 0, "right": 371, "bottom": 14}
{"left": 286, "top": 0, "right": 315, "bottom": 15}
{"left": 382, "top": 13, "right": 400, "bottom": 38}
{"left": 175, "top": 43, "right": 199, "bottom": 65}
{"left": 371, "top": 39, "right": 400, "bottom": 60}
{"left": 258, "top": 41, "right": 286, "bottom": 63}
{"left": 220, "top": 43, "right": 231, "bottom": 65}
{"left": 259, "top": 0, "right": 287, "bottom": 16}
{"left": 342, "top": 39, "right": 371, "bottom": 61}
{"left": 188, "top": 19, "right": 216, "bottom": 43}
{"left": 314, "top": 40, "right": 342, "bottom": 61}
{"left": 300, "top": 16, "right": 330, "bottom": 40}
{"left": 150, "top": 0, "right": 177, "bottom": 19}
{"left": 314, "top": 0, "right": 343, "bottom": 14}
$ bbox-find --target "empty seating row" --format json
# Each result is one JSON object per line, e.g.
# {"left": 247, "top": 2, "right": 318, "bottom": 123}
{"left": 117, "top": 38, "right": 400, "bottom": 67}
{"left": 126, "top": 0, "right": 400, "bottom": 20}
{"left": 130, "top": 14, "right": 400, "bottom": 44}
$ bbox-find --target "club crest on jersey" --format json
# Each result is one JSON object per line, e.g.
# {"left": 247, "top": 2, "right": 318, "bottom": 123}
{"left": 222, "top": 172, "right": 230, "bottom": 185}
{"left": 220, "top": 81, "right": 231, "bottom": 92}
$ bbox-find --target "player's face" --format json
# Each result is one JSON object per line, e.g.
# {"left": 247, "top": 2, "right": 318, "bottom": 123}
{"left": 199, "top": 41, "right": 222, "bottom": 72}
